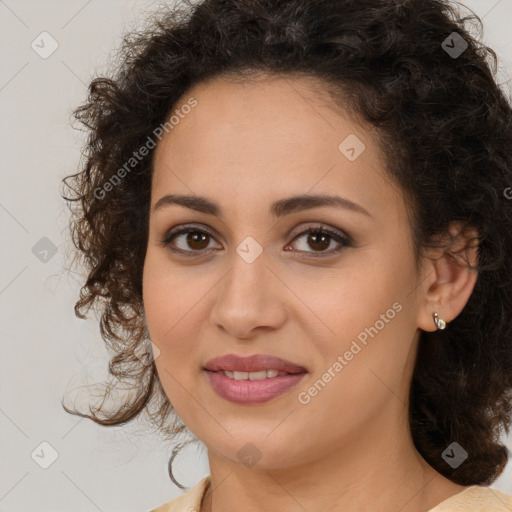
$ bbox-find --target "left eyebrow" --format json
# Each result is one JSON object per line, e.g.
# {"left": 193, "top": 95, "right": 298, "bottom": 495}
{"left": 152, "top": 193, "right": 373, "bottom": 219}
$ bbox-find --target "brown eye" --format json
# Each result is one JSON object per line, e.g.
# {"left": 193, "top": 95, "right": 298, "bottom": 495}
{"left": 286, "top": 227, "right": 351, "bottom": 256}
{"left": 182, "top": 230, "right": 210, "bottom": 251}
{"left": 162, "top": 226, "right": 220, "bottom": 254}
{"left": 306, "top": 232, "right": 330, "bottom": 251}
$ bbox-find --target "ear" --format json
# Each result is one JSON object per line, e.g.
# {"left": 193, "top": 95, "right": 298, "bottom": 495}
{"left": 417, "top": 221, "right": 479, "bottom": 332}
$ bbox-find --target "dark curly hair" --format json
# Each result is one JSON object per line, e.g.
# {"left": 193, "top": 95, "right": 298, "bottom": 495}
{"left": 61, "top": 0, "right": 512, "bottom": 489}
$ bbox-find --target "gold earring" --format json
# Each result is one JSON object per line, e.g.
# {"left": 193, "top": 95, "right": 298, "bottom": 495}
{"left": 433, "top": 312, "right": 447, "bottom": 330}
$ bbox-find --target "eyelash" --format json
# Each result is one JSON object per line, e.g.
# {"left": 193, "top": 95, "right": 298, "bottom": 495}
{"left": 159, "top": 224, "right": 352, "bottom": 258}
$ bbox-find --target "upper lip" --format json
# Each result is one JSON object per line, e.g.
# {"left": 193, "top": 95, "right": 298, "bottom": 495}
{"left": 204, "top": 354, "right": 307, "bottom": 374}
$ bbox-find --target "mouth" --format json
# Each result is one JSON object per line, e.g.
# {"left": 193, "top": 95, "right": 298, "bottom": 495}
{"left": 203, "top": 353, "right": 307, "bottom": 404}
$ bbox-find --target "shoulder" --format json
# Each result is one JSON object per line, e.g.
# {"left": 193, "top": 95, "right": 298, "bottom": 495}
{"left": 149, "top": 476, "right": 211, "bottom": 512}
{"left": 428, "top": 485, "right": 512, "bottom": 511}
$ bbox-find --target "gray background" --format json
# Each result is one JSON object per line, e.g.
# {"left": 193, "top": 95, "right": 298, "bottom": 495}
{"left": 0, "top": 1, "right": 511, "bottom": 511}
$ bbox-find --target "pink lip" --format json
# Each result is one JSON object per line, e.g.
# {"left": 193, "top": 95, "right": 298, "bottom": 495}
{"left": 205, "top": 370, "right": 307, "bottom": 404}
{"left": 203, "top": 353, "right": 307, "bottom": 374}
{"left": 203, "top": 353, "right": 308, "bottom": 404}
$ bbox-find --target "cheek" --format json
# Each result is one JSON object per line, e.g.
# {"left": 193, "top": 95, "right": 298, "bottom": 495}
{"left": 143, "top": 265, "right": 201, "bottom": 418}
{"left": 142, "top": 253, "right": 196, "bottom": 382}
{"left": 296, "top": 315, "right": 412, "bottom": 446}
{"left": 142, "top": 250, "right": 202, "bottom": 342}
{"left": 309, "top": 263, "right": 403, "bottom": 355}
{"left": 303, "top": 254, "right": 415, "bottom": 404}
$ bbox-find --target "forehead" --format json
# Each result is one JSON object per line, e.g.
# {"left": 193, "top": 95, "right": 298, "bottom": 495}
{"left": 155, "top": 74, "right": 359, "bottom": 161}
{"left": 151, "top": 74, "right": 403, "bottom": 223}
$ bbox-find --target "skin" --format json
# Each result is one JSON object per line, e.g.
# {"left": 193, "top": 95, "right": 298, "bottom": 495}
{"left": 142, "top": 74, "right": 479, "bottom": 512}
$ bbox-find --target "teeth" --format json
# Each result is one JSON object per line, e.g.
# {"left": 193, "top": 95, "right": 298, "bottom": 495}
{"left": 223, "top": 369, "right": 287, "bottom": 380}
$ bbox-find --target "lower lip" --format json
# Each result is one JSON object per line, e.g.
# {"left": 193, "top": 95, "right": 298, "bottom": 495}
{"left": 205, "top": 370, "right": 307, "bottom": 404}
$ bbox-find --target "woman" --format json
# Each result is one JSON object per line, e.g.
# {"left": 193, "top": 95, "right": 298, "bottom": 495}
{"left": 61, "top": 0, "right": 512, "bottom": 510}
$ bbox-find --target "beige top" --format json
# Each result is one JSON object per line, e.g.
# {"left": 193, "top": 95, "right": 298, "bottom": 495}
{"left": 150, "top": 476, "right": 512, "bottom": 512}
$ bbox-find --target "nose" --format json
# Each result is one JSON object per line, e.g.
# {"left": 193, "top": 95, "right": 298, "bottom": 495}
{"left": 208, "top": 246, "right": 287, "bottom": 340}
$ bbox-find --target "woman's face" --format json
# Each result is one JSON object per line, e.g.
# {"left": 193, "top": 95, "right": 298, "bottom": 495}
{"left": 142, "top": 74, "right": 431, "bottom": 470}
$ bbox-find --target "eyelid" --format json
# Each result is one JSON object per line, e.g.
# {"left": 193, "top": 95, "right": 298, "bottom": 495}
{"left": 287, "top": 222, "right": 349, "bottom": 241}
